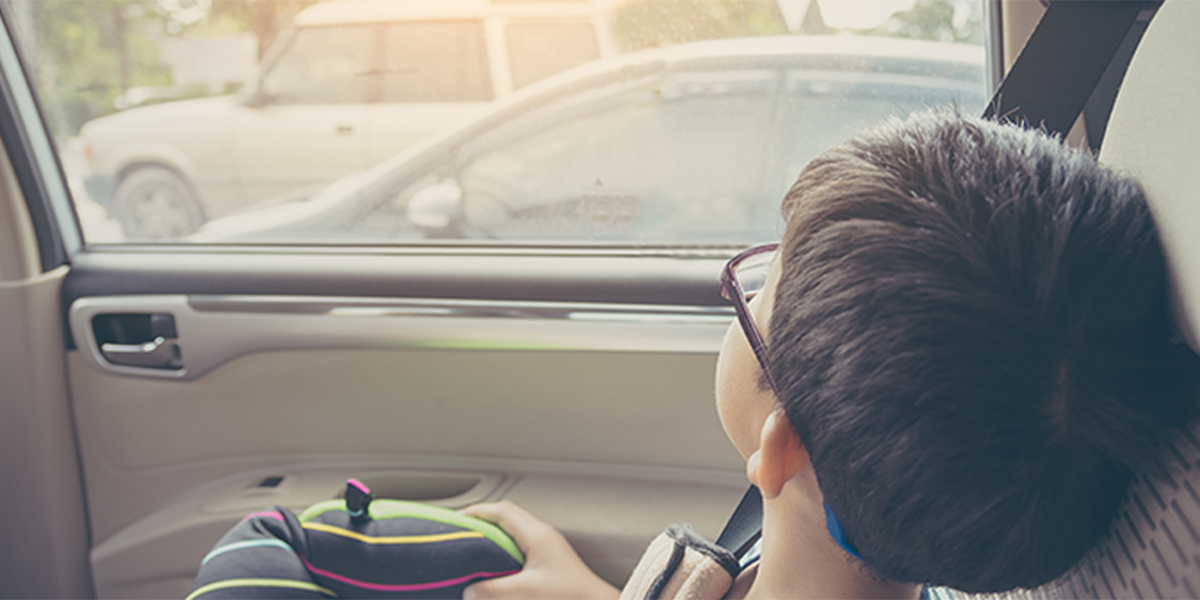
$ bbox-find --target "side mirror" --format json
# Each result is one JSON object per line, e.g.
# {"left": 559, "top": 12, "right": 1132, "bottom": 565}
{"left": 407, "top": 179, "right": 464, "bottom": 231}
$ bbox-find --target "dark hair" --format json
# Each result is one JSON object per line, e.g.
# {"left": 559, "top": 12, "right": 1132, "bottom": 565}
{"left": 767, "top": 110, "right": 1200, "bottom": 592}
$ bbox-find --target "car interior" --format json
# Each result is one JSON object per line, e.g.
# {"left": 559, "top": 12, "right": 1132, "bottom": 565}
{"left": 1, "top": 0, "right": 1198, "bottom": 598}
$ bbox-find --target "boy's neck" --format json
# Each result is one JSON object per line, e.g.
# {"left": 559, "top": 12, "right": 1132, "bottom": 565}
{"left": 740, "top": 495, "right": 921, "bottom": 600}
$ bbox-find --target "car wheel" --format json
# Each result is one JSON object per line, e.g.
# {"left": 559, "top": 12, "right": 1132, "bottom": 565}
{"left": 111, "top": 166, "right": 205, "bottom": 239}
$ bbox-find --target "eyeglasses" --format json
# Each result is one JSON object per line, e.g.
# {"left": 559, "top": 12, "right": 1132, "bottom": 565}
{"left": 720, "top": 242, "right": 781, "bottom": 396}
{"left": 719, "top": 242, "right": 865, "bottom": 563}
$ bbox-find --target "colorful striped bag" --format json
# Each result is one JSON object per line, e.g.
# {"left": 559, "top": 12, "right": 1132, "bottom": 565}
{"left": 189, "top": 479, "right": 524, "bottom": 599}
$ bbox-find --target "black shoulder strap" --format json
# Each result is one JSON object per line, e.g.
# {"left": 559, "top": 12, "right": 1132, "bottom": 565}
{"left": 984, "top": 0, "right": 1158, "bottom": 137}
{"left": 715, "top": 485, "right": 762, "bottom": 559}
{"left": 714, "top": 4, "right": 1161, "bottom": 559}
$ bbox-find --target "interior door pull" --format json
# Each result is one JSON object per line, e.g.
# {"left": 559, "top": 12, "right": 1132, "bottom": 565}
{"left": 100, "top": 336, "right": 182, "bottom": 369}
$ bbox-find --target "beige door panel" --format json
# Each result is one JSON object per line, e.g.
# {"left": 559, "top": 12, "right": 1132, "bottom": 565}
{"left": 87, "top": 459, "right": 743, "bottom": 598}
{"left": 0, "top": 271, "right": 93, "bottom": 598}
{"left": 67, "top": 310, "right": 746, "bottom": 598}
{"left": 0, "top": 79, "right": 92, "bottom": 594}
{"left": 68, "top": 294, "right": 731, "bottom": 380}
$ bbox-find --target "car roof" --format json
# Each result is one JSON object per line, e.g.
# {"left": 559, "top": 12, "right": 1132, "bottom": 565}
{"left": 294, "top": 0, "right": 617, "bottom": 27}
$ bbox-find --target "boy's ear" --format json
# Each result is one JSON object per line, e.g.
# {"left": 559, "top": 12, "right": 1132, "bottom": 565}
{"left": 747, "top": 409, "right": 809, "bottom": 500}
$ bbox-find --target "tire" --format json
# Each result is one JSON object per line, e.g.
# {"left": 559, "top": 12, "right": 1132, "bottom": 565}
{"left": 111, "top": 166, "right": 206, "bottom": 240}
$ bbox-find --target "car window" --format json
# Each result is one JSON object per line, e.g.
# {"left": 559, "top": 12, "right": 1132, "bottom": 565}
{"left": 260, "top": 25, "right": 374, "bottom": 105}
{"left": 380, "top": 20, "right": 492, "bottom": 103}
{"left": 507, "top": 21, "right": 601, "bottom": 90}
{"left": 7, "top": 0, "right": 990, "bottom": 247}
{"left": 358, "top": 62, "right": 985, "bottom": 245}
{"left": 764, "top": 67, "right": 985, "bottom": 204}
{"left": 451, "top": 70, "right": 776, "bottom": 242}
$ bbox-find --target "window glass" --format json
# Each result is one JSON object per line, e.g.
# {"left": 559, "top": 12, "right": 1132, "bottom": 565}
{"left": 354, "top": 62, "right": 985, "bottom": 244}
{"left": 507, "top": 21, "right": 601, "bottom": 90}
{"left": 5, "top": 0, "right": 990, "bottom": 246}
{"left": 763, "top": 65, "right": 986, "bottom": 205}
{"left": 261, "top": 26, "right": 373, "bottom": 105}
{"left": 379, "top": 20, "right": 491, "bottom": 103}
{"left": 451, "top": 70, "right": 776, "bottom": 242}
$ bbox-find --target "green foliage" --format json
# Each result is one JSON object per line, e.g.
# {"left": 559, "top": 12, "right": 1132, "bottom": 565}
{"left": 10, "top": 0, "right": 317, "bottom": 138}
{"left": 862, "top": 0, "right": 984, "bottom": 45}
{"left": 16, "top": 1, "right": 172, "bottom": 137}
{"left": 612, "top": 0, "right": 984, "bottom": 53}
{"left": 612, "top": 0, "right": 788, "bottom": 52}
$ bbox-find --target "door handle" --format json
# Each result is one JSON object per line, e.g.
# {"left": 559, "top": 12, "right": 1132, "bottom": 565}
{"left": 336, "top": 124, "right": 354, "bottom": 135}
{"left": 100, "top": 336, "right": 182, "bottom": 370}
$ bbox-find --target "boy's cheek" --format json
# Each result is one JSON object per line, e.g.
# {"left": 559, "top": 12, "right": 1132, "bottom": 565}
{"left": 714, "top": 322, "right": 762, "bottom": 460}
{"left": 714, "top": 325, "right": 744, "bottom": 456}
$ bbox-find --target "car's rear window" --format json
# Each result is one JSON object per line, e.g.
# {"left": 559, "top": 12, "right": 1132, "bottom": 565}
{"left": 380, "top": 20, "right": 492, "bottom": 103}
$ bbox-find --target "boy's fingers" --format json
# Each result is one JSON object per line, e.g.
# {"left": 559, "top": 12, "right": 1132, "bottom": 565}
{"left": 461, "top": 580, "right": 490, "bottom": 600}
{"left": 461, "top": 502, "right": 552, "bottom": 552}
{"left": 462, "top": 573, "right": 523, "bottom": 600}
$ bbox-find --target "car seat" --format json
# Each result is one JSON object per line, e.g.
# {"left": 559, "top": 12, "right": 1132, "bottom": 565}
{"left": 932, "top": 0, "right": 1200, "bottom": 597}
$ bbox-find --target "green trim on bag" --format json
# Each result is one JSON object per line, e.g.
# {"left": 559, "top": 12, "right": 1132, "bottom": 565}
{"left": 298, "top": 498, "right": 524, "bottom": 564}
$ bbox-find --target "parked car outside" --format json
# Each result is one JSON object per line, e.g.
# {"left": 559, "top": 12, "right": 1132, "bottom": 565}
{"left": 193, "top": 35, "right": 987, "bottom": 245}
{"left": 79, "top": 0, "right": 619, "bottom": 239}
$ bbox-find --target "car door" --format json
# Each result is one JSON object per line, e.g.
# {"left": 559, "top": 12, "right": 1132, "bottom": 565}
{"left": 363, "top": 20, "right": 495, "bottom": 168}
{"left": 6, "top": 20, "right": 747, "bottom": 600}
{"left": 234, "top": 24, "right": 373, "bottom": 209}
{"left": 0, "top": 1, "right": 992, "bottom": 598}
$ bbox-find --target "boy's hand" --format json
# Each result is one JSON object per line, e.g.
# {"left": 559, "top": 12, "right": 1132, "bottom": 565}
{"left": 461, "top": 501, "right": 620, "bottom": 600}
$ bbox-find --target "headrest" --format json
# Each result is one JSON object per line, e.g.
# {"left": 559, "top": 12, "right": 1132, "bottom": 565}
{"left": 935, "top": 2, "right": 1200, "bottom": 599}
{"left": 1099, "top": 0, "right": 1200, "bottom": 353}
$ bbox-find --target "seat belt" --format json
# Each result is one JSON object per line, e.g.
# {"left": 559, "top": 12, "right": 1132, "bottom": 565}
{"left": 715, "top": 485, "right": 762, "bottom": 559}
{"left": 714, "top": 0, "right": 1161, "bottom": 562}
{"left": 984, "top": 0, "right": 1158, "bottom": 137}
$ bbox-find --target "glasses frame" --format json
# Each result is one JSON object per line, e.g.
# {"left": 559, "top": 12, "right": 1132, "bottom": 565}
{"left": 721, "top": 242, "right": 866, "bottom": 562}
{"left": 720, "top": 242, "right": 781, "bottom": 396}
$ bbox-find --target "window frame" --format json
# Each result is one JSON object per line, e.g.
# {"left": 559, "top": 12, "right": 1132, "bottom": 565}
{"left": 0, "top": 1, "right": 80, "bottom": 269}
{"left": 5, "top": 0, "right": 1005, "bottom": 263}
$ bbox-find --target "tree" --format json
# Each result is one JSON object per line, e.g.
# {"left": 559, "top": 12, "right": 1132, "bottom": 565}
{"left": 12, "top": 0, "right": 320, "bottom": 138}
{"left": 863, "top": 0, "right": 984, "bottom": 45}
{"left": 611, "top": 0, "right": 788, "bottom": 52}
{"left": 201, "top": 0, "right": 318, "bottom": 59}
{"left": 14, "top": 1, "right": 172, "bottom": 137}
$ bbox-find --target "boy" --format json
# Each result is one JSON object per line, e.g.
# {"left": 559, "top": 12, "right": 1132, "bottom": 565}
{"left": 191, "top": 111, "right": 1198, "bottom": 598}
{"left": 459, "top": 110, "right": 1199, "bottom": 598}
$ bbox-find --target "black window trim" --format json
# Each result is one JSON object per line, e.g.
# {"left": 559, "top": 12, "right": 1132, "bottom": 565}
{"left": 0, "top": 1, "right": 81, "bottom": 270}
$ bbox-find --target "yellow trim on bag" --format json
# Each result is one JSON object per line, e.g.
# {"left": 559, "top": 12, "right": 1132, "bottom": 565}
{"left": 301, "top": 521, "right": 485, "bottom": 544}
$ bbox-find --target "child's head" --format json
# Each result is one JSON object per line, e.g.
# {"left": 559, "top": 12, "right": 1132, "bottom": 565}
{"left": 733, "top": 110, "right": 1199, "bottom": 592}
